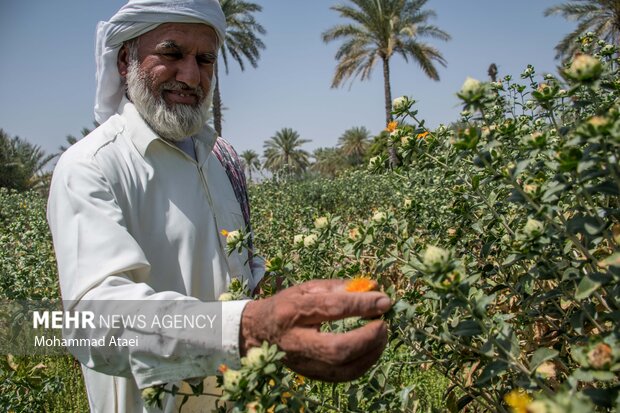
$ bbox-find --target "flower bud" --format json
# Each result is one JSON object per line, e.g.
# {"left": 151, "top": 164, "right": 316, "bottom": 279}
{"left": 218, "top": 292, "right": 233, "bottom": 301}
{"left": 392, "top": 96, "right": 409, "bottom": 111}
{"left": 458, "top": 77, "right": 484, "bottom": 103}
{"left": 225, "top": 230, "right": 242, "bottom": 246}
{"left": 523, "top": 218, "right": 544, "bottom": 238}
{"left": 371, "top": 211, "right": 387, "bottom": 224}
{"left": 423, "top": 245, "right": 451, "bottom": 270}
{"left": 314, "top": 216, "right": 329, "bottom": 230}
{"left": 303, "top": 233, "right": 318, "bottom": 248}
{"left": 565, "top": 54, "right": 603, "bottom": 82}
{"left": 223, "top": 369, "right": 242, "bottom": 392}
{"left": 293, "top": 234, "right": 304, "bottom": 246}
{"left": 242, "top": 346, "right": 267, "bottom": 369}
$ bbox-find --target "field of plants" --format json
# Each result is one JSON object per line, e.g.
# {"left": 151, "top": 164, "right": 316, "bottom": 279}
{"left": 1, "top": 37, "right": 620, "bottom": 412}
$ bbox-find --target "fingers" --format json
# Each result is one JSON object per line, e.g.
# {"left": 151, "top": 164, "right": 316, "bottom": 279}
{"left": 279, "top": 278, "right": 375, "bottom": 297}
{"left": 293, "top": 292, "right": 392, "bottom": 324}
{"left": 280, "top": 320, "right": 388, "bottom": 365}
{"left": 283, "top": 322, "right": 388, "bottom": 382}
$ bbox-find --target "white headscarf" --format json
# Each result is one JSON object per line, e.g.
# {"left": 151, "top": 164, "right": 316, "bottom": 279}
{"left": 94, "top": 0, "right": 226, "bottom": 124}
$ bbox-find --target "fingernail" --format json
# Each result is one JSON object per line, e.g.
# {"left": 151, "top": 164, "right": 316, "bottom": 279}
{"left": 376, "top": 297, "right": 392, "bottom": 312}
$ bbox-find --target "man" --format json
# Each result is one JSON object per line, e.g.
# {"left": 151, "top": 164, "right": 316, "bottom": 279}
{"left": 47, "top": 1, "right": 390, "bottom": 411}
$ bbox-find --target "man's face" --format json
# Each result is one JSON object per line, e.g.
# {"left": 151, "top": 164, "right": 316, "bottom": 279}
{"left": 119, "top": 23, "right": 219, "bottom": 141}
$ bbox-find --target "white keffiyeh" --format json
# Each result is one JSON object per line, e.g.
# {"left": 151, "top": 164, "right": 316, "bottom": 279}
{"left": 94, "top": 0, "right": 226, "bottom": 124}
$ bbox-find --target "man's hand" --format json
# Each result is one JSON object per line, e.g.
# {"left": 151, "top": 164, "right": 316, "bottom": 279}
{"left": 239, "top": 279, "right": 391, "bottom": 382}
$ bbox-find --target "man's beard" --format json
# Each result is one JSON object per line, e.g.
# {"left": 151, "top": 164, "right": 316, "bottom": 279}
{"left": 125, "top": 59, "right": 212, "bottom": 142}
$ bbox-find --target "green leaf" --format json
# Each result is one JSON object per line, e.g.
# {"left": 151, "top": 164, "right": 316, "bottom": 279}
{"left": 451, "top": 320, "right": 483, "bottom": 337}
{"left": 575, "top": 275, "right": 601, "bottom": 300}
{"left": 530, "top": 348, "right": 558, "bottom": 370}
{"left": 475, "top": 360, "right": 508, "bottom": 386}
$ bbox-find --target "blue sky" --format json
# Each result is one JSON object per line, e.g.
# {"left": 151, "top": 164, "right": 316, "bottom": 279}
{"left": 0, "top": 1, "right": 575, "bottom": 160}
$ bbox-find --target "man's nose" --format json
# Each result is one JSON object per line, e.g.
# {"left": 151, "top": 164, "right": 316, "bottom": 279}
{"left": 176, "top": 56, "right": 200, "bottom": 89}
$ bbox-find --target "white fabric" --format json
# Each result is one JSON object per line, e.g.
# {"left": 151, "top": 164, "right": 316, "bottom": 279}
{"left": 94, "top": 0, "right": 226, "bottom": 124}
{"left": 47, "top": 97, "right": 264, "bottom": 412}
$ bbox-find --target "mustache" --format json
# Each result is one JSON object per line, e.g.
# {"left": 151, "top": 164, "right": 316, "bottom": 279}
{"left": 159, "top": 81, "right": 205, "bottom": 101}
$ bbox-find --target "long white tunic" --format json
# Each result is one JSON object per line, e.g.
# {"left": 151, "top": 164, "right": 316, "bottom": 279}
{"left": 47, "top": 98, "right": 263, "bottom": 412}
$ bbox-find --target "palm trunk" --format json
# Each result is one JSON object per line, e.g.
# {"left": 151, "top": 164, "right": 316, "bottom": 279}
{"left": 382, "top": 57, "right": 399, "bottom": 168}
{"left": 213, "top": 61, "right": 223, "bottom": 137}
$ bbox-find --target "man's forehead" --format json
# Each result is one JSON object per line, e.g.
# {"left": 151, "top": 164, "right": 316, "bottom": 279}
{"left": 138, "top": 22, "right": 218, "bottom": 48}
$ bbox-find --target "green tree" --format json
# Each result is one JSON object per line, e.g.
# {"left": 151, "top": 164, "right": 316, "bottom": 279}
{"left": 337, "top": 126, "right": 371, "bottom": 166}
{"left": 311, "top": 147, "right": 348, "bottom": 178}
{"left": 0, "top": 129, "right": 54, "bottom": 192}
{"left": 263, "top": 128, "right": 311, "bottom": 176}
{"left": 322, "top": 0, "right": 450, "bottom": 126}
{"left": 214, "top": 0, "right": 266, "bottom": 137}
{"left": 240, "top": 149, "right": 261, "bottom": 182}
{"left": 545, "top": 0, "right": 620, "bottom": 59}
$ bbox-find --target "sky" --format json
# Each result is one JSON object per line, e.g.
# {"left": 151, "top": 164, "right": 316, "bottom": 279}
{"left": 0, "top": 1, "right": 576, "bottom": 162}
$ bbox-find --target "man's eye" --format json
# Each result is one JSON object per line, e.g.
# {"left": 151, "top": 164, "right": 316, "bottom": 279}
{"left": 197, "top": 55, "right": 216, "bottom": 65}
{"left": 162, "top": 52, "right": 182, "bottom": 60}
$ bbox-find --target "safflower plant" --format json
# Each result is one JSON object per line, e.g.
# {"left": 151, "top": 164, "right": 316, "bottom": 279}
{"left": 142, "top": 36, "right": 619, "bottom": 412}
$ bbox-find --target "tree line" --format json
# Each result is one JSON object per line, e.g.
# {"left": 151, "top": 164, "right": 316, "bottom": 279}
{"left": 2, "top": 0, "right": 616, "bottom": 191}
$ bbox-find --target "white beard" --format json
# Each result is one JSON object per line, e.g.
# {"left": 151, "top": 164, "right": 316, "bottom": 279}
{"left": 125, "top": 59, "right": 213, "bottom": 142}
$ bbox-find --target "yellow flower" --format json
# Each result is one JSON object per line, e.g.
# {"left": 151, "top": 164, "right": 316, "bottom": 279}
{"left": 386, "top": 121, "right": 398, "bottom": 133}
{"left": 504, "top": 389, "right": 532, "bottom": 413}
{"left": 218, "top": 364, "right": 228, "bottom": 373}
{"left": 220, "top": 229, "right": 229, "bottom": 236}
{"left": 345, "top": 276, "right": 376, "bottom": 293}
{"left": 416, "top": 131, "right": 429, "bottom": 139}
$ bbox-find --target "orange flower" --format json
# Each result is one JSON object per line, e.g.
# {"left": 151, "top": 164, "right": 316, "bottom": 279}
{"left": 386, "top": 121, "right": 398, "bottom": 133}
{"left": 218, "top": 364, "right": 228, "bottom": 373}
{"left": 345, "top": 276, "right": 376, "bottom": 293}
{"left": 220, "top": 229, "right": 229, "bottom": 236}
{"left": 416, "top": 131, "right": 429, "bottom": 139}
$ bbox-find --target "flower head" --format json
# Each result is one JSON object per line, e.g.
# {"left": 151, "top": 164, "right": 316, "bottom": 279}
{"left": 416, "top": 131, "right": 429, "bottom": 140}
{"left": 314, "top": 216, "right": 329, "bottom": 230}
{"left": 242, "top": 346, "right": 267, "bottom": 369}
{"left": 392, "top": 96, "right": 409, "bottom": 111}
{"left": 423, "top": 245, "right": 451, "bottom": 271}
{"left": 504, "top": 389, "right": 532, "bottom": 413}
{"left": 223, "top": 368, "right": 242, "bottom": 392}
{"left": 458, "top": 77, "right": 484, "bottom": 103}
{"left": 293, "top": 234, "right": 305, "bottom": 246}
{"left": 523, "top": 218, "right": 544, "bottom": 238}
{"left": 345, "top": 276, "right": 376, "bottom": 293}
{"left": 372, "top": 211, "right": 387, "bottom": 224}
{"left": 218, "top": 292, "right": 233, "bottom": 301}
{"left": 588, "top": 342, "right": 613, "bottom": 369}
{"left": 565, "top": 54, "right": 602, "bottom": 82}
{"left": 386, "top": 121, "right": 398, "bottom": 133}
{"left": 303, "top": 233, "right": 318, "bottom": 248}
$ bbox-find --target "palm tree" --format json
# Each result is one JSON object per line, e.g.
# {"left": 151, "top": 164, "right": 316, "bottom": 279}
{"left": 0, "top": 129, "right": 55, "bottom": 192}
{"left": 311, "top": 147, "right": 347, "bottom": 177}
{"left": 322, "top": 0, "right": 450, "bottom": 126}
{"left": 545, "top": 0, "right": 620, "bottom": 60}
{"left": 213, "top": 0, "right": 266, "bottom": 137}
{"left": 263, "top": 128, "right": 311, "bottom": 176}
{"left": 338, "top": 126, "right": 371, "bottom": 166}
{"left": 240, "top": 149, "right": 261, "bottom": 182}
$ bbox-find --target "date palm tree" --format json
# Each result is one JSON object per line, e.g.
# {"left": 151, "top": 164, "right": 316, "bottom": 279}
{"left": 545, "top": 0, "right": 620, "bottom": 59}
{"left": 214, "top": 0, "right": 266, "bottom": 137}
{"left": 0, "top": 129, "right": 55, "bottom": 192}
{"left": 322, "top": 0, "right": 450, "bottom": 166}
{"left": 338, "top": 126, "right": 371, "bottom": 166}
{"left": 240, "top": 149, "right": 261, "bottom": 182}
{"left": 311, "top": 147, "right": 347, "bottom": 178}
{"left": 263, "top": 128, "right": 311, "bottom": 176}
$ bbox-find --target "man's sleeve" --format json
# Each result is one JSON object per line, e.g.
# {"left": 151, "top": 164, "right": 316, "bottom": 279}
{"left": 47, "top": 154, "right": 247, "bottom": 389}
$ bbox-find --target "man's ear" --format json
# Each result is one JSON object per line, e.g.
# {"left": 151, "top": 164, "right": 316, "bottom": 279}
{"left": 117, "top": 44, "right": 130, "bottom": 78}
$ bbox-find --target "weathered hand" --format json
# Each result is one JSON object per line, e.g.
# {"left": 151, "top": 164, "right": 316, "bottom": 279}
{"left": 239, "top": 279, "right": 391, "bottom": 382}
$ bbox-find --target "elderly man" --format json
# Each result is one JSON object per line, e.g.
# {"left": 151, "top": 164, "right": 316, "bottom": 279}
{"left": 47, "top": 0, "right": 390, "bottom": 411}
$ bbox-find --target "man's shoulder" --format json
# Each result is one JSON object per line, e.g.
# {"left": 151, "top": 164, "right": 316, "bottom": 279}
{"left": 55, "top": 115, "right": 126, "bottom": 170}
